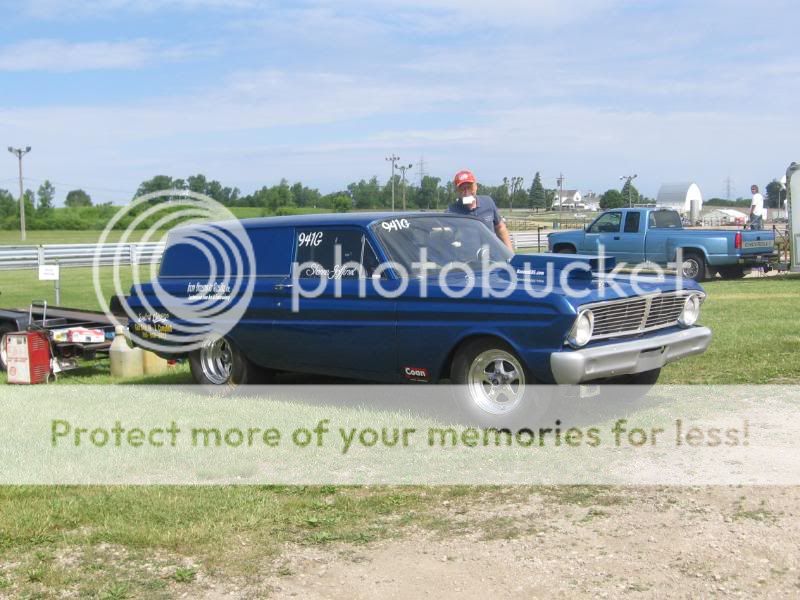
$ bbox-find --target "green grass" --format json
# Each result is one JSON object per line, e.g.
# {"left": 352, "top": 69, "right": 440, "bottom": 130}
{"left": 659, "top": 275, "right": 800, "bottom": 384}
{"left": 0, "top": 265, "right": 135, "bottom": 311}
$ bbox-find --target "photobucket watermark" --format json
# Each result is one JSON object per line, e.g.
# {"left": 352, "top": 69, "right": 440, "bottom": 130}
{"left": 289, "top": 243, "right": 689, "bottom": 312}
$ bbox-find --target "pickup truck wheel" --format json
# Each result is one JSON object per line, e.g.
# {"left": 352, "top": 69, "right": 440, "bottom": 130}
{"left": 681, "top": 252, "right": 707, "bottom": 282}
{"left": 554, "top": 245, "right": 576, "bottom": 254}
{"left": 189, "top": 336, "right": 267, "bottom": 387}
{"left": 450, "top": 338, "right": 549, "bottom": 427}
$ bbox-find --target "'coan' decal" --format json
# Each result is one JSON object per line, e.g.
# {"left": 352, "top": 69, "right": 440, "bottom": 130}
{"left": 403, "top": 366, "right": 429, "bottom": 381}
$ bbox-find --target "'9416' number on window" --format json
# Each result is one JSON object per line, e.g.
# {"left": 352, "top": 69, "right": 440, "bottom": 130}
{"left": 298, "top": 231, "right": 324, "bottom": 247}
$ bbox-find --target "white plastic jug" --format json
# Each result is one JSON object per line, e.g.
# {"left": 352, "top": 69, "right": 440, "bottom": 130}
{"left": 109, "top": 326, "right": 144, "bottom": 379}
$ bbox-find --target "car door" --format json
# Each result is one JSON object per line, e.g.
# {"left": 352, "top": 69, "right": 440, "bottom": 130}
{"left": 607, "top": 211, "right": 645, "bottom": 263}
{"left": 270, "top": 226, "right": 398, "bottom": 378}
{"left": 582, "top": 211, "right": 623, "bottom": 258}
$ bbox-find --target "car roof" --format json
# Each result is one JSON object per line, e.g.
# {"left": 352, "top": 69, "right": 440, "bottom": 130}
{"left": 236, "top": 211, "right": 474, "bottom": 229}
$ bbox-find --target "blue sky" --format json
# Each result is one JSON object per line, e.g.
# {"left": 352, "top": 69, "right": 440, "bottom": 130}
{"left": 0, "top": 0, "right": 797, "bottom": 204}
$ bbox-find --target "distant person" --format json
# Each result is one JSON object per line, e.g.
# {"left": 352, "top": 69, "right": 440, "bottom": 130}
{"left": 446, "top": 169, "right": 513, "bottom": 251}
{"left": 749, "top": 184, "right": 764, "bottom": 230}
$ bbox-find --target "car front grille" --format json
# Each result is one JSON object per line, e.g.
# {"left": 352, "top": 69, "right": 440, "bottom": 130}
{"left": 585, "top": 291, "right": 696, "bottom": 341}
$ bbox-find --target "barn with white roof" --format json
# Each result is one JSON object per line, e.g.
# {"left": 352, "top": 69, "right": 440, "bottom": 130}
{"left": 656, "top": 182, "right": 703, "bottom": 213}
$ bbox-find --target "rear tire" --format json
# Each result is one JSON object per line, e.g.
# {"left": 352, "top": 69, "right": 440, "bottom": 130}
{"left": 450, "top": 337, "right": 550, "bottom": 427}
{"left": 189, "top": 335, "right": 272, "bottom": 389}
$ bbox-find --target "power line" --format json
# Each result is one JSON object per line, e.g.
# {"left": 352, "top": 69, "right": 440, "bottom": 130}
{"left": 22, "top": 176, "right": 135, "bottom": 196}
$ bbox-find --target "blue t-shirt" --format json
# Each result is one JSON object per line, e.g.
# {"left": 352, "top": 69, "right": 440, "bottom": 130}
{"left": 446, "top": 195, "right": 504, "bottom": 231}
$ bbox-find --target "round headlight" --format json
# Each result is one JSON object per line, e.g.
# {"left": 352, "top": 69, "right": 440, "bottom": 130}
{"left": 568, "top": 309, "right": 594, "bottom": 347}
{"left": 678, "top": 294, "right": 701, "bottom": 327}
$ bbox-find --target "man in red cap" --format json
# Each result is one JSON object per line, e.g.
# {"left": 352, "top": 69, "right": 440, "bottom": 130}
{"left": 446, "top": 169, "right": 513, "bottom": 251}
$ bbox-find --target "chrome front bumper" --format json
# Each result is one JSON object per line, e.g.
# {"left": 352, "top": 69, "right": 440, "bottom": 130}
{"left": 549, "top": 326, "right": 712, "bottom": 384}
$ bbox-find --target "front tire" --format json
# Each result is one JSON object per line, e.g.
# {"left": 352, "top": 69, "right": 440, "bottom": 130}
{"left": 450, "top": 338, "right": 549, "bottom": 427}
{"left": 681, "top": 252, "right": 707, "bottom": 282}
{"left": 554, "top": 245, "right": 576, "bottom": 254}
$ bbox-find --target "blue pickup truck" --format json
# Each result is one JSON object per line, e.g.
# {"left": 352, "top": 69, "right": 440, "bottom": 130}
{"left": 547, "top": 208, "right": 776, "bottom": 281}
{"left": 124, "top": 212, "right": 711, "bottom": 425}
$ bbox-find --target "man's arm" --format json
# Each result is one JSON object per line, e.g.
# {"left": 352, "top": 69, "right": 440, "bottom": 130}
{"left": 495, "top": 221, "right": 514, "bottom": 252}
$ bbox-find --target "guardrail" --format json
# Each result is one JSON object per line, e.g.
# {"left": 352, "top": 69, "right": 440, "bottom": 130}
{"left": 510, "top": 228, "right": 548, "bottom": 251}
{"left": 0, "top": 242, "right": 166, "bottom": 270}
{"left": 0, "top": 232, "right": 551, "bottom": 270}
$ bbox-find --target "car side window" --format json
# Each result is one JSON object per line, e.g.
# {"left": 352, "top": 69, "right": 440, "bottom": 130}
{"left": 294, "top": 228, "right": 381, "bottom": 279}
{"left": 648, "top": 210, "right": 682, "bottom": 229}
{"left": 588, "top": 212, "right": 622, "bottom": 233}
{"left": 624, "top": 212, "right": 640, "bottom": 233}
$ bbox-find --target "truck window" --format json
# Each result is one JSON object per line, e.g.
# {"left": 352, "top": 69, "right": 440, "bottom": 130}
{"left": 624, "top": 212, "right": 640, "bottom": 233}
{"left": 648, "top": 210, "right": 682, "bottom": 229}
{"left": 588, "top": 212, "right": 622, "bottom": 233}
{"left": 294, "top": 228, "right": 380, "bottom": 279}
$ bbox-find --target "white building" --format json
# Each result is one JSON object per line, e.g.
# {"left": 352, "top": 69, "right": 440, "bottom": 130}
{"left": 656, "top": 182, "right": 703, "bottom": 214}
{"left": 552, "top": 189, "right": 583, "bottom": 209}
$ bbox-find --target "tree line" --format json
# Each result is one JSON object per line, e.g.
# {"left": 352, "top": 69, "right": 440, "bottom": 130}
{"left": 0, "top": 172, "right": 788, "bottom": 230}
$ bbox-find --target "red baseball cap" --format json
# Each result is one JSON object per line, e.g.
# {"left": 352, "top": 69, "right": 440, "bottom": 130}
{"left": 453, "top": 169, "right": 476, "bottom": 186}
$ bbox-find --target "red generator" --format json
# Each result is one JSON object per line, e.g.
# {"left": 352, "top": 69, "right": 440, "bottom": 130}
{"left": 5, "top": 331, "right": 51, "bottom": 384}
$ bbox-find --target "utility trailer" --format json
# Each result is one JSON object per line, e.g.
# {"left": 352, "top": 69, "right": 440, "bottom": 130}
{"left": 0, "top": 301, "right": 122, "bottom": 374}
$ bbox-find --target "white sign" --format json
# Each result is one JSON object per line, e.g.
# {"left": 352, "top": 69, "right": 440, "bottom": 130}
{"left": 38, "top": 265, "right": 60, "bottom": 281}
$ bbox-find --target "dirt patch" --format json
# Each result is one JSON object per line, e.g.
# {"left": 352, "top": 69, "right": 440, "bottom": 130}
{"left": 262, "top": 487, "right": 800, "bottom": 599}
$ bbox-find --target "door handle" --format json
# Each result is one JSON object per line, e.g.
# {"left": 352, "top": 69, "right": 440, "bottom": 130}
{"left": 613, "top": 236, "right": 620, "bottom": 240}
{"left": 274, "top": 283, "right": 293, "bottom": 291}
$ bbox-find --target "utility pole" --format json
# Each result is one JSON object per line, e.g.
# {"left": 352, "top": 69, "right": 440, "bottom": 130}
{"left": 385, "top": 154, "right": 400, "bottom": 211}
{"left": 556, "top": 173, "right": 565, "bottom": 212}
{"left": 8, "top": 146, "right": 31, "bottom": 241}
{"left": 620, "top": 174, "right": 638, "bottom": 207}
{"left": 397, "top": 163, "right": 413, "bottom": 211}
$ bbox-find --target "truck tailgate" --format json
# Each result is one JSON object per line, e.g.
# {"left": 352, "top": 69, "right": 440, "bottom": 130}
{"left": 738, "top": 230, "right": 775, "bottom": 256}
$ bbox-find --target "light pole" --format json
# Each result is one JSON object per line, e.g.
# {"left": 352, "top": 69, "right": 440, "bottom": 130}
{"left": 8, "top": 146, "right": 31, "bottom": 241}
{"left": 556, "top": 173, "right": 565, "bottom": 213}
{"left": 620, "top": 174, "right": 638, "bottom": 207}
{"left": 385, "top": 154, "right": 400, "bottom": 211}
{"left": 397, "top": 163, "right": 413, "bottom": 211}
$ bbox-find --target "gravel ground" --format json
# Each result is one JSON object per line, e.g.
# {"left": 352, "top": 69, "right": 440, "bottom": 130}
{"left": 259, "top": 486, "right": 800, "bottom": 599}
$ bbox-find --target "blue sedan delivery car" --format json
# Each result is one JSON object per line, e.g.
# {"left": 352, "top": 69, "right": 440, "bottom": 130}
{"left": 125, "top": 212, "right": 711, "bottom": 422}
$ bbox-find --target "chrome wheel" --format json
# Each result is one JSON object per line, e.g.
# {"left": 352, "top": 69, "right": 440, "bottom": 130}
{"left": 466, "top": 349, "right": 526, "bottom": 415}
{"left": 682, "top": 257, "right": 700, "bottom": 279}
{"left": 199, "top": 337, "right": 233, "bottom": 385}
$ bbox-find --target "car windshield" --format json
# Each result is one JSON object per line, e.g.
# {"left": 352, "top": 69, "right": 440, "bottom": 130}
{"left": 371, "top": 215, "right": 513, "bottom": 276}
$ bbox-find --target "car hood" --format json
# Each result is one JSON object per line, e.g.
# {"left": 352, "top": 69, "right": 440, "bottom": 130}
{"left": 426, "top": 253, "right": 703, "bottom": 314}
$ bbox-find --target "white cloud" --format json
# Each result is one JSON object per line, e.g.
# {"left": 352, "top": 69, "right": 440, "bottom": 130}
{"left": 0, "top": 39, "right": 191, "bottom": 72}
